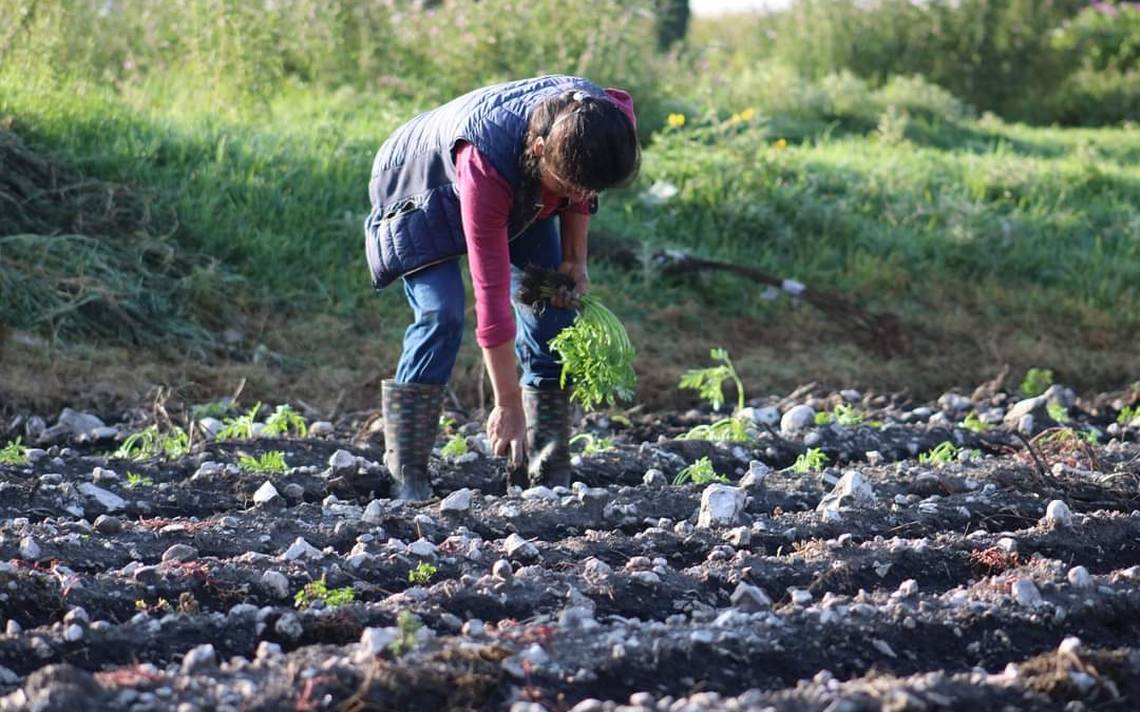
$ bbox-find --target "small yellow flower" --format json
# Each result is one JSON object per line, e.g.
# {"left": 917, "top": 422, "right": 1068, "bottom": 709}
{"left": 773, "top": 138, "right": 788, "bottom": 150}
{"left": 667, "top": 113, "right": 686, "bottom": 128}
{"left": 739, "top": 108, "right": 755, "bottom": 121}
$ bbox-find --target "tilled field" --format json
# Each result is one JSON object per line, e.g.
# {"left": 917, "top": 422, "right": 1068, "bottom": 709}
{"left": 2, "top": 385, "right": 1139, "bottom": 711}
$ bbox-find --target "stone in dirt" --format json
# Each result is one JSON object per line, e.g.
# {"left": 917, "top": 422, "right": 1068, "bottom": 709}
{"left": 18, "top": 537, "right": 41, "bottom": 560}
{"left": 1003, "top": 395, "right": 1050, "bottom": 433}
{"left": 781, "top": 405, "right": 815, "bottom": 436}
{"left": 1067, "top": 566, "right": 1092, "bottom": 589}
{"left": 180, "top": 644, "right": 216, "bottom": 674}
{"left": 76, "top": 483, "right": 127, "bottom": 513}
{"left": 739, "top": 460, "right": 770, "bottom": 491}
{"left": 1011, "top": 578, "right": 1043, "bottom": 608}
{"left": 357, "top": 627, "right": 397, "bottom": 661}
{"left": 1042, "top": 500, "right": 1073, "bottom": 528}
{"left": 283, "top": 537, "right": 323, "bottom": 561}
{"left": 161, "top": 544, "right": 198, "bottom": 563}
{"left": 817, "top": 470, "right": 876, "bottom": 512}
{"left": 730, "top": 582, "right": 772, "bottom": 611}
{"left": 492, "top": 559, "right": 513, "bottom": 581}
{"left": 697, "top": 484, "right": 746, "bottom": 528}
{"left": 49, "top": 408, "right": 106, "bottom": 440}
{"left": 740, "top": 406, "right": 780, "bottom": 427}
{"left": 260, "top": 570, "right": 290, "bottom": 600}
{"left": 252, "top": 480, "right": 280, "bottom": 505}
{"left": 504, "top": 533, "right": 539, "bottom": 560}
{"left": 642, "top": 468, "right": 668, "bottom": 488}
{"left": 440, "top": 488, "right": 472, "bottom": 512}
{"left": 362, "top": 499, "right": 384, "bottom": 524}
{"left": 328, "top": 449, "right": 358, "bottom": 476}
{"left": 308, "top": 421, "right": 334, "bottom": 437}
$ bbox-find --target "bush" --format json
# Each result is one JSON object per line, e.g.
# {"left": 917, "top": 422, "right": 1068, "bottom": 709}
{"left": 1052, "top": 3, "right": 1140, "bottom": 73}
{"left": 1047, "top": 66, "right": 1140, "bottom": 125}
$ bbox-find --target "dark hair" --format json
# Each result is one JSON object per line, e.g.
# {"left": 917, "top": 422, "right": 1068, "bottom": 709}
{"left": 509, "top": 89, "right": 640, "bottom": 229}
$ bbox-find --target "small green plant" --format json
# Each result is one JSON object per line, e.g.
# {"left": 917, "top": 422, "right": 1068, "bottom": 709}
{"left": 789, "top": 447, "right": 829, "bottom": 474}
{"left": 114, "top": 425, "right": 190, "bottom": 461}
{"left": 262, "top": 404, "right": 308, "bottom": 437}
{"left": 0, "top": 438, "right": 28, "bottom": 466}
{"left": 237, "top": 451, "right": 288, "bottom": 473}
{"left": 672, "top": 456, "right": 730, "bottom": 485}
{"left": 918, "top": 441, "right": 959, "bottom": 465}
{"left": 438, "top": 415, "right": 457, "bottom": 431}
{"left": 1019, "top": 368, "right": 1054, "bottom": 398}
{"left": 1080, "top": 429, "right": 1100, "bottom": 445}
{"left": 388, "top": 610, "right": 423, "bottom": 656}
{"left": 833, "top": 404, "right": 864, "bottom": 427}
{"left": 294, "top": 575, "right": 355, "bottom": 609}
{"left": 679, "top": 415, "right": 754, "bottom": 443}
{"left": 1046, "top": 402, "right": 1070, "bottom": 423}
{"left": 814, "top": 411, "right": 833, "bottom": 426}
{"left": 439, "top": 433, "right": 469, "bottom": 458}
{"left": 407, "top": 562, "right": 438, "bottom": 585}
{"left": 217, "top": 403, "right": 263, "bottom": 441}
{"left": 679, "top": 347, "right": 745, "bottom": 412}
{"left": 126, "top": 471, "right": 154, "bottom": 488}
{"left": 569, "top": 432, "right": 615, "bottom": 454}
{"left": 962, "top": 412, "right": 991, "bottom": 433}
{"left": 1117, "top": 405, "right": 1137, "bottom": 425}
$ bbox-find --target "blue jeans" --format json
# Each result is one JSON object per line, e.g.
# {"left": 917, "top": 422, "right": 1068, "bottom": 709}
{"left": 394, "top": 218, "right": 575, "bottom": 390}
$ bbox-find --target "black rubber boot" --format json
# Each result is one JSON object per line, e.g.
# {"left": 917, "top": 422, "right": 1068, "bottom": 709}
{"left": 522, "top": 385, "right": 572, "bottom": 489}
{"left": 381, "top": 380, "right": 444, "bottom": 501}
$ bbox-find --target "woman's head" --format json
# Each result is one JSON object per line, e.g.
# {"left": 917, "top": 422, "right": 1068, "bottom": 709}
{"left": 525, "top": 89, "right": 640, "bottom": 200}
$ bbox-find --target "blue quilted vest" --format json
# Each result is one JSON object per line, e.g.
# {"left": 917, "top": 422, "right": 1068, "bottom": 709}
{"left": 364, "top": 75, "right": 604, "bottom": 290}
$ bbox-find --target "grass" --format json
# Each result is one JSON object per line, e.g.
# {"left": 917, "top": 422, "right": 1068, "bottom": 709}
{"left": 918, "top": 441, "right": 959, "bottom": 465}
{"left": 237, "top": 451, "right": 288, "bottom": 474}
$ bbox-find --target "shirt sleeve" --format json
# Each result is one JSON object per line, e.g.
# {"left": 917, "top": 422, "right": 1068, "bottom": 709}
{"left": 454, "top": 142, "right": 516, "bottom": 349}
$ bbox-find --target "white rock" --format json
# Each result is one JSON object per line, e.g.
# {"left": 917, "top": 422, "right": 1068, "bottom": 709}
{"left": 789, "top": 588, "right": 813, "bottom": 606}
{"left": 255, "top": 641, "right": 282, "bottom": 660}
{"left": 91, "top": 466, "right": 118, "bottom": 483}
{"left": 283, "top": 537, "right": 322, "bottom": 561}
{"left": 181, "top": 644, "right": 216, "bottom": 674}
{"left": 308, "top": 421, "right": 334, "bottom": 437}
{"left": 6, "top": 620, "right": 22, "bottom": 635}
{"left": 739, "top": 460, "right": 770, "bottom": 490}
{"left": 730, "top": 582, "right": 771, "bottom": 611}
{"left": 504, "top": 533, "right": 539, "bottom": 560}
{"left": 1011, "top": 579, "right": 1043, "bottom": 608}
{"left": 1003, "top": 396, "right": 1048, "bottom": 431}
{"left": 780, "top": 405, "right": 816, "bottom": 436}
{"left": 1067, "top": 566, "right": 1092, "bottom": 589}
{"left": 77, "top": 483, "right": 127, "bottom": 512}
{"left": 938, "top": 392, "right": 973, "bottom": 412}
{"left": 407, "top": 538, "right": 437, "bottom": 558}
{"left": 18, "top": 537, "right": 41, "bottom": 560}
{"left": 440, "top": 488, "right": 473, "bottom": 513}
{"left": 492, "top": 559, "right": 513, "bottom": 581}
{"left": 57, "top": 408, "right": 105, "bottom": 437}
{"left": 642, "top": 469, "right": 668, "bottom": 488}
{"left": 1042, "top": 500, "right": 1073, "bottom": 528}
{"left": 64, "top": 624, "right": 84, "bottom": 642}
{"left": 362, "top": 499, "right": 385, "bottom": 524}
{"left": 275, "top": 613, "right": 303, "bottom": 640}
{"left": 252, "top": 481, "right": 280, "bottom": 505}
{"left": 816, "top": 470, "right": 876, "bottom": 512}
{"left": 697, "top": 484, "right": 746, "bottom": 528}
{"left": 521, "top": 486, "right": 557, "bottom": 501}
{"left": 328, "top": 449, "right": 357, "bottom": 475}
{"left": 260, "top": 570, "right": 290, "bottom": 599}
{"left": 0, "top": 665, "right": 17, "bottom": 685}
{"left": 197, "top": 418, "right": 223, "bottom": 440}
{"left": 358, "top": 627, "right": 397, "bottom": 658}
{"left": 161, "top": 544, "right": 197, "bottom": 563}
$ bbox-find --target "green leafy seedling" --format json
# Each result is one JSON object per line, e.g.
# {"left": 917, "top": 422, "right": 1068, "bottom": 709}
{"left": 407, "top": 562, "right": 438, "bottom": 585}
{"left": 680, "top": 415, "right": 754, "bottom": 443}
{"left": 126, "top": 471, "right": 154, "bottom": 488}
{"left": 789, "top": 447, "right": 828, "bottom": 474}
{"left": 673, "top": 456, "right": 730, "bottom": 485}
{"left": 0, "top": 438, "right": 28, "bottom": 466}
{"left": 294, "top": 575, "right": 355, "bottom": 609}
{"left": 814, "top": 411, "right": 833, "bottom": 426}
{"left": 833, "top": 404, "right": 864, "bottom": 426}
{"left": 1046, "top": 402, "right": 1069, "bottom": 423}
{"left": 569, "top": 432, "right": 615, "bottom": 454}
{"left": 962, "top": 412, "right": 991, "bottom": 433}
{"left": 114, "top": 425, "right": 190, "bottom": 461}
{"left": 217, "top": 403, "right": 262, "bottom": 441}
{"left": 1019, "top": 368, "right": 1054, "bottom": 398}
{"left": 388, "top": 610, "right": 423, "bottom": 656}
{"left": 262, "top": 404, "right": 308, "bottom": 437}
{"left": 1117, "top": 405, "right": 1137, "bottom": 425}
{"left": 440, "top": 434, "right": 468, "bottom": 458}
{"left": 238, "top": 451, "right": 288, "bottom": 473}
{"left": 679, "top": 347, "right": 745, "bottom": 412}
{"left": 918, "top": 441, "right": 959, "bottom": 465}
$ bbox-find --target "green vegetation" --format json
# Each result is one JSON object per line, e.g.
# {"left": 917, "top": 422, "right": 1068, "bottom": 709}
{"left": 407, "top": 562, "right": 438, "bottom": 586}
{"left": 1020, "top": 368, "right": 1055, "bottom": 398}
{"left": 262, "top": 405, "right": 308, "bottom": 437}
{"left": 833, "top": 404, "right": 864, "bottom": 427}
{"left": 673, "top": 456, "right": 730, "bottom": 485}
{"left": 2, "top": 0, "right": 1138, "bottom": 414}
{"left": 237, "top": 451, "right": 288, "bottom": 474}
{"left": 679, "top": 348, "right": 746, "bottom": 413}
{"left": 1117, "top": 405, "right": 1138, "bottom": 425}
{"left": 679, "top": 415, "right": 754, "bottom": 443}
{"left": 918, "top": 441, "right": 959, "bottom": 465}
{"left": 125, "top": 471, "right": 154, "bottom": 488}
{"left": 217, "top": 404, "right": 262, "bottom": 441}
{"left": 789, "top": 447, "right": 829, "bottom": 474}
{"left": 0, "top": 438, "right": 28, "bottom": 466}
{"left": 1047, "top": 402, "right": 1070, "bottom": 423}
{"left": 814, "top": 411, "right": 833, "bottom": 426}
{"left": 439, "top": 434, "right": 469, "bottom": 459}
{"left": 114, "top": 426, "right": 190, "bottom": 461}
{"left": 569, "top": 433, "right": 616, "bottom": 455}
{"left": 548, "top": 294, "right": 638, "bottom": 411}
{"left": 294, "top": 575, "right": 355, "bottom": 609}
{"left": 962, "top": 412, "right": 991, "bottom": 434}
{"left": 389, "top": 610, "right": 423, "bottom": 657}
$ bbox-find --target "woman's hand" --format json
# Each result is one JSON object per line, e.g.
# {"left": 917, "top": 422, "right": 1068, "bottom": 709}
{"left": 486, "top": 399, "right": 526, "bottom": 467}
{"left": 554, "top": 260, "right": 589, "bottom": 309}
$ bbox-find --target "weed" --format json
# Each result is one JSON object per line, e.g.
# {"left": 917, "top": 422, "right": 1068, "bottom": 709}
{"left": 217, "top": 403, "right": 262, "bottom": 441}
{"left": 262, "top": 404, "right": 308, "bottom": 437}
{"left": 1019, "top": 368, "right": 1054, "bottom": 398}
{"left": 0, "top": 438, "right": 28, "bottom": 465}
{"left": 918, "top": 441, "right": 959, "bottom": 465}
{"left": 439, "top": 415, "right": 457, "bottom": 431}
{"left": 962, "top": 412, "right": 991, "bottom": 433}
{"left": 569, "top": 433, "right": 615, "bottom": 454}
{"left": 673, "top": 456, "right": 730, "bottom": 485}
{"left": 1117, "top": 405, "right": 1137, "bottom": 425}
{"left": 440, "top": 434, "right": 469, "bottom": 458}
{"left": 237, "top": 451, "right": 288, "bottom": 473}
{"left": 389, "top": 610, "right": 423, "bottom": 656}
{"left": 679, "top": 415, "right": 754, "bottom": 443}
{"left": 114, "top": 425, "right": 190, "bottom": 461}
{"left": 125, "top": 471, "right": 154, "bottom": 488}
{"left": 407, "top": 562, "right": 438, "bottom": 586}
{"left": 679, "top": 347, "right": 746, "bottom": 413}
{"left": 814, "top": 411, "right": 833, "bottom": 426}
{"left": 789, "top": 447, "right": 829, "bottom": 474}
{"left": 294, "top": 575, "right": 355, "bottom": 609}
{"left": 833, "top": 404, "right": 864, "bottom": 426}
{"left": 1046, "top": 402, "right": 1070, "bottom": 423}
